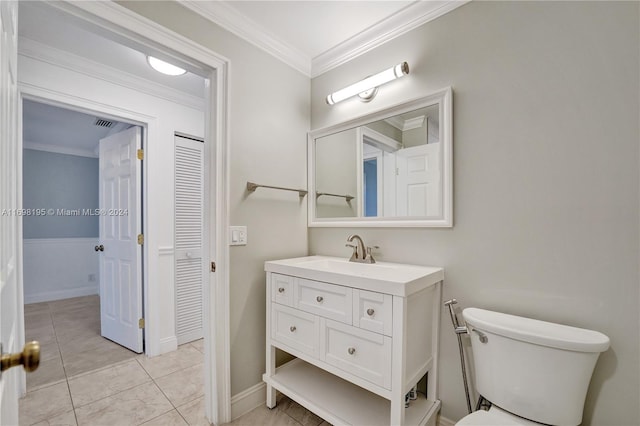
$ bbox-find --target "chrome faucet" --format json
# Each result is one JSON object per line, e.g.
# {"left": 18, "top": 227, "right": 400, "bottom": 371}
{"left": 345, "top": 234, "right": 378, "bottom": 264}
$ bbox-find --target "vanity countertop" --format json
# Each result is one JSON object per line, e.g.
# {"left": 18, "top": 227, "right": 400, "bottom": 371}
{"left": 265, "top": 255, "right": 443, "bottom": 297}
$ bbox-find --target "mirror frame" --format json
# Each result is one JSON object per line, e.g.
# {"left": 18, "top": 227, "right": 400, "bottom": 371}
{"left": 308, "top": 87, "right": 452, "bottom": 227}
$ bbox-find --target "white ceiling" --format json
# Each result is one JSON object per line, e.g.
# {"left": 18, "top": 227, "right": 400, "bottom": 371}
{"left": 22, "top": 100, "right": 131, "bottom": 157}
{"left": 182, "top": 0, "right": 467, "bottom": 76}
{"left": 18, "top": 1, "right": 464, "bottom": 154}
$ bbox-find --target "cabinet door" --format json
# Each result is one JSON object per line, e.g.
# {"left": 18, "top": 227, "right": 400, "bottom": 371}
{"left": 272, "top": 303, "right": 319, "bottom": 357}
{"left": 321, "top": 319, "right": 392, "bottom": 389}
{"left": 271, "top": 273, "right": 294, "bottom": 306}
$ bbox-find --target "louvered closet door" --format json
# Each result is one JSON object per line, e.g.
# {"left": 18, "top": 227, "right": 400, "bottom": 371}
{"left": 175, "top": 135, "right": 205, "bottom": 344}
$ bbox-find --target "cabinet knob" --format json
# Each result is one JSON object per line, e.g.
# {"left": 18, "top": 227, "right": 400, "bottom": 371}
{"left": 366, "top": 308, "right": 375, "bottom": 316}
{"left": 289, "top": 326, "right": 296, "bottom": 332}
{"left": 278, "top": 287, "right": 285, "bottom": 293}
{"left": 347, "top": 347, "right": 356, "bottom": 355}
{"left": 316, "top": 296, "right": 324, "bottom": 303}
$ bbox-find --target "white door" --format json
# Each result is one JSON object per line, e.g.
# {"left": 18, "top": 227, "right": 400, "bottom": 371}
{"left": 98, "top": 127, "right": 143, "bottom": 353}
{"left": 396, "top": 143, "right": 441, "bottom": 217}
{"left": 0, "top": 0, "right": 21, "bottom": 423}
{"left": 175, "top": 135, "right": 204, "bottom": 344}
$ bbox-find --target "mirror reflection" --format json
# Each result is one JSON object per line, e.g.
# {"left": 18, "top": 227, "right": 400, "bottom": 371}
{"left": 314, "top": 104, "right": 441, "bottom": 220}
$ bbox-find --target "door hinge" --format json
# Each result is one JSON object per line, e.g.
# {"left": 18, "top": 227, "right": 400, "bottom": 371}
{"left": 137, "top": 234, "right": 144, "bottom": 245}
{"left": 138, "top": 318, "right": 145, "bottom": 329}
{"left": 211, "top": 261, "right": 216, "bottom": 272}
{"left": 137, "top": 149, "right": 144, "bottom": 160}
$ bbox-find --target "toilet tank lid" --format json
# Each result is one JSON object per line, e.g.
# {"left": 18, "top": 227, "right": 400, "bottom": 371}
{"left": 462, "top": 308, "right": 610, "bottom": 353}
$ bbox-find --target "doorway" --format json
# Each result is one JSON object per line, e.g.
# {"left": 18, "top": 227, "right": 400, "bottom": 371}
{"left": 4, "top": 1, "right": 231, "bottom": 424}
{"left": 21, "top": 99, "right": 144, "bottom": 390}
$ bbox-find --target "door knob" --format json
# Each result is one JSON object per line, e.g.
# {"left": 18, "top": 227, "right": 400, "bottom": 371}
{"left": 94, "top": 245, "right": 104, "bottom": 252}
{"left": 1, "top": 341, "right": 40, "bottom": 375}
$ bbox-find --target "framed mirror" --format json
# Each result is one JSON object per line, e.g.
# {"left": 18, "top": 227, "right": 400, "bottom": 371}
{"left": 308, "top": 87, "right": 452, "bottom": 227}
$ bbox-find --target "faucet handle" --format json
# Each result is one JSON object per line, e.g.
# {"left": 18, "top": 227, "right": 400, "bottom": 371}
{"left": 365, "top": 245, "right": 379, "bottom": 263}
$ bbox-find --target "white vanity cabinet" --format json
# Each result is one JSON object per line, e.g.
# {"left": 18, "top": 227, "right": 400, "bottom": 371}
{"left": 263, "top": 256, "right": 443, "bottom": 426}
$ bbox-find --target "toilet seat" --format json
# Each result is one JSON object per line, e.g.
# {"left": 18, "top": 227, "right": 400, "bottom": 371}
{"left": 456, "top": 406, "right": 542, "bottom": 426}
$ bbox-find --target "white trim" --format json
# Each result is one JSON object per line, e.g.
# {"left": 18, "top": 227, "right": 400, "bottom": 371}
{"left": 20, "top": 1, "right": 232, "bottom": 423}
{"left": 158, "top": 246, "right": 175, "bottom": 256}
{"left": 24, "top": 286, "right": 98, "bottom": 305}
{"left": 23, "top": 140, "right": 98, "bottom": 158}
{"left": 18, "top": 37, "right": 205, "bottom": 112}
{"left": 158, "top": 336, "right": 179, "bottom": 354}
{"left": 181, "top": 1, "right": 309, "bottom": 76}
{"left": 230, "top": 382, "right": 267, "bottom": 420}
{"left": 181, "top": 0, "right": 468, "bottom": 78}
{"left": 385, "top": 115, "right": 426, "bottom": 132}
{"left": 312, "top": 1, "right": 470, "bottom": 77}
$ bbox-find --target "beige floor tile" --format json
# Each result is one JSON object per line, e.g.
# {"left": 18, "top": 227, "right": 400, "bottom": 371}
{"left": 31, "top": 409, "right": 77, "bottom": 426}
{"left": 25, "top": 312, "right": 54, "bottom": 329}
{"left": 54, "top": 324, "right": 101, "bottom": 345}
{"left": 275, "top": 396, "right": 323, "bottom": 426}
{"left": 38, "top": 340, "right": 62, "bottom": 362}
{"left": 48, "top": 296, "right": 99, "bottom": 312}
{"left": 141, "top": 410, "right": 188, "bottom": 426}
{"left": 68, "top": 359, "right": 151, "bottom": 407}
{"left": 62, "top": 343, "right": 137, "bottom": 377}
{"left": 137, "top": 344, "right": 203, "bottom": 379}
{"left": 155, "top": 363, "right": 204, "bottom": 407}
{"left": 58, "top": 334, "right": 120, "bottom": 358}
{"left": 25, "top": 302, "right": 51, "bottom": 315}
{"left": 25, "top": 324, "right": 57, "bottom": 344}
{"left": 19, "top": 382, "right": 74, "bottom": 425}
{"left": 26, "top": 356, "right": 66, "bottom": 391}
{"left": 189, "top": 339, "right": 204, "bottom": 354}
{"left": 74, "top": 382, "right": 173, "bottom": 426}
{"left": 227, "top": 405, "right": 301, "bottom": 426}
{"left": 176, "top": 397, "right": 209, "bottom": 426}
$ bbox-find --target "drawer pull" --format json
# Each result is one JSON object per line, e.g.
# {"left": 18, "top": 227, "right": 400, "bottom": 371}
{"left": 289, "top": 326, "right": 296, "bottom": 332}
{"left": 278, "top": 287, "right": 285, "bottom": 293}
{"left": 316, "top": 296, "right": 324, "bottom": 303}
{"left": 347, "top": 347, "right": 356, "bottom": 355}
{"left": 366, "top": 308, "right": 375, "bottom": 316}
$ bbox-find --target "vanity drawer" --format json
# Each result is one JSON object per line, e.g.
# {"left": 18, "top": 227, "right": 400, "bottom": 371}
{"left": 353, "top": 290, "right": 393, "bottom": 336}
{"left": 321, "top": 319, "right": 392, "bottom": 389}
{"left": 271, "top": 303, "right": 319, "bottom": 357}
{"left": 271, "top": 273, "right": 294, "bottom": 306}
{"left": 295, "top": 278, "right": 352, "bottom": 324}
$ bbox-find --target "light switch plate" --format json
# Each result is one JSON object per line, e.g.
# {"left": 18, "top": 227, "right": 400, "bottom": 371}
{"left": 229, "top": 226, "right": 247, "bottom": 246}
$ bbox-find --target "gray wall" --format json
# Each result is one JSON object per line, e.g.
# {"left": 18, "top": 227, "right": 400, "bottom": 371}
{"left": 23, "top": 149, "right": 98, "bottom": 238}
{"left": 117, "top": 1, "right": 310, "bottom": 396}
{"left": 311, "top": 2, "right": 639, "bottom": 425}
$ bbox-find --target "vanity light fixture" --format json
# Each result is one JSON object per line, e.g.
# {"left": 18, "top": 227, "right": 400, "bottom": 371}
{"left": 326, "top": 61, "right": 409, "bottom": 105}
{"left": 146, "top": 56, "right": 187, "bottom": 76}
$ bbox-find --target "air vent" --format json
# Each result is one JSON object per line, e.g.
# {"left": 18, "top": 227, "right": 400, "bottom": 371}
{"left": 94, "top": 118, "right": 114, "bottom": 128}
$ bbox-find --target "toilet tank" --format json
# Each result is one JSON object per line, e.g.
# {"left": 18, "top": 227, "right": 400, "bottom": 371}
{"left": 462, "top": 308, "right": 609, "bottom": 426}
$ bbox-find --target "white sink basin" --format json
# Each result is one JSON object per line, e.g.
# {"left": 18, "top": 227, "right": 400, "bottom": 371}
{"left": 265, "top": 256, "right": 443, "bottom": 297}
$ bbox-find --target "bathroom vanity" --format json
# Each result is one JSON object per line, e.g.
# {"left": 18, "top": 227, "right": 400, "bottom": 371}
{"left": 263, "top": 256, "right": 443, "bottom": 425}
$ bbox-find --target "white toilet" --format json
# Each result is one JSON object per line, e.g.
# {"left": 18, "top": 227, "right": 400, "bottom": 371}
{"left": 456, "top": 308, "right": 610, "bottom": 426}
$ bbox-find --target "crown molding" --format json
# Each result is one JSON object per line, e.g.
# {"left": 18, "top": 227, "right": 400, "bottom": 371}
{"left": 311, "top": 1, "right": 470, "bottom": 77}
{"left": 24, "top": 141, "right": 98, "bottom": 158}
{"left": 18, "top": 37, "right": 206, "bottom": 111}
{"left": 180, "top": 1, "right": 310, "bottom": 76}
{"left": 385, "top": 115, "right": 425, "bottom": 132}
{"left": 179, "top": 1, "right": 468, "bottom": 79}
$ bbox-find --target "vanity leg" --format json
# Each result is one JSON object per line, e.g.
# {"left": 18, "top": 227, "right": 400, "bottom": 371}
{"left": 390, "top": 395, "right": 405, "bottom": 425}
{"left": 265, "top": 345, "right": 277, "bottom": 409}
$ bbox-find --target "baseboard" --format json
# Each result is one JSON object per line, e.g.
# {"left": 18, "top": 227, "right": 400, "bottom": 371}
{"left": 438, "top": 414, "right": 456, "bottom": 426}
{"left": 156, "top": 336, "right": 178, "bottom": 356}
{"left": 231, "top": 382, "right": 266, "bottom": 420}
{"left": 24, "top": 286, "right": 98, "bottom": 304}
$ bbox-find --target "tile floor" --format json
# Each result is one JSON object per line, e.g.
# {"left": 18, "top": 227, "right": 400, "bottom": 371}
{"left": 20, "top": 296, "right": 328, "bottom": 426}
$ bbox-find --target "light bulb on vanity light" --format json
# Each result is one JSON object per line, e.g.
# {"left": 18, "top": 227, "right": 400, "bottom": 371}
{"left": 326, "top": 61, "right": 409, "bottom": 105}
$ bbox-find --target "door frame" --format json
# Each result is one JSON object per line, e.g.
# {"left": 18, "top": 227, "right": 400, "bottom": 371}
{"left": 17, "top": 2, "right": 231, "bottom": 424}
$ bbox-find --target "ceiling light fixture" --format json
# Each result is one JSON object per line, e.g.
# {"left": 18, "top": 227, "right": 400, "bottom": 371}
{"left": 326, "top": 61, "right": 409, "bottom": 105}
{"left": 146, "top": 56, "right": 187, "bottom": 76}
